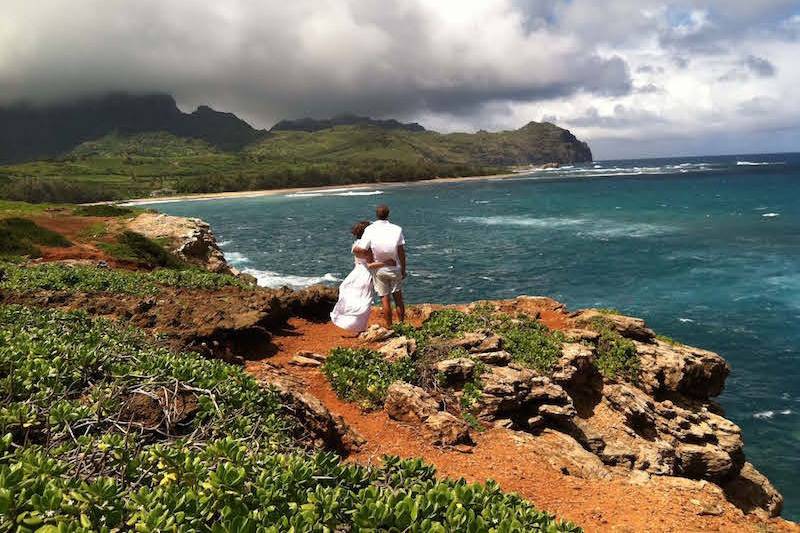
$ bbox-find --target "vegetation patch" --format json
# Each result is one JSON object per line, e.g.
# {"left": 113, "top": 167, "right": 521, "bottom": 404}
{"left": 0, "top": 217, "right": 71, "bottom": 258}
{"left": 0, "top": 262, "right": 253, "bottom": 295}
{"left": 590, "top": 318, "right": 640, "bottom": 382}
{"left": 408, "top": 307, "right": 565, "bottom": 374}
{"left": 656, "top": 333, "right": 681, "bottom": 346}
{"left": 0, "top": 304, "right": 579, "bottom": 531}
{"left": 322, "top": 347, "right": 416, "bottom": 409}
{"left": 99, "top": 230, "right": 184, "bottom": 268}
{"left": 72, "top": 203, "right": 136, "bottom": 217}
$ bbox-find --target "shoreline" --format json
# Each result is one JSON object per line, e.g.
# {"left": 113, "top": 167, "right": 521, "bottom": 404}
{"left": 117, "top": 171, "right": 524, "bottom": 206}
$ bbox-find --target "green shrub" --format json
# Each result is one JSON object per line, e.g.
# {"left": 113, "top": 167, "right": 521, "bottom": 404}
{"left": 495, "top": 316, "right": 565, "bottom": 373}
{"left": 593, "top": 322, "right": 640, "bottom": 382}
{"left": 0, "top": 305, "right": 290, "bottom": 447}
{"left": 99, "top": 230, "right": 183, "bottom": 268}
{"left": 73, "top": 204, "right": 135, "bottom": 217}
{"left": 0, "top": 304, "right": 580, "bottom": 532}
{"left": 0, "top": 217, "right": 70, "bottom": 257}
{"left": 322, "top": 348, "right": 416, "bottom": 409}
{"left": 656, "top": 333, "right": 680, "bottom": 346}
{"left": 418, "top": 308, "right": 490, "bottom": 339}
{"left": 404, "top": 308, "right": 565, "bottom": 373}
{"left": 0, "top": 262, "right": 253, "bottom": 295}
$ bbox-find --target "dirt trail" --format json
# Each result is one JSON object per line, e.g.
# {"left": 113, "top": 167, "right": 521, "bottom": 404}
{"left": 246, "top": 311, "right": 798, "bottom": 533}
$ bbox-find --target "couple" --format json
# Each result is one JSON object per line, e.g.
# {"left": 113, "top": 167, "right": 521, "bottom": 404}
{"left": 330, "top": 204, "right": 406, "bottom": 332}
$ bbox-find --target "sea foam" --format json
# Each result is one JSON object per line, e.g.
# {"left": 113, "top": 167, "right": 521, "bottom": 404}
{"left": 243, "top": 268, "right": 340, "bottom": 289}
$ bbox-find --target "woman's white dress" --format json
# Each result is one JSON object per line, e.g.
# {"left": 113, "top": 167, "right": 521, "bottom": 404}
{"left": 330, "top": 240, "right": 374, "bottom": 332}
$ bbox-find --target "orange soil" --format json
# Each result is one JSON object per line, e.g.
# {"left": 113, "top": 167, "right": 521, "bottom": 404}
{"left": 31, "top": 213, "right": 135, "bottom": 267}
{"left": 246, "top": 310, "right": 799, "bottom": 533}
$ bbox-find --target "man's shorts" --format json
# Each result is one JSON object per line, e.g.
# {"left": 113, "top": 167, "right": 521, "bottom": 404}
{"left": 373, "top": 267, "right": 403, "bottom": 297}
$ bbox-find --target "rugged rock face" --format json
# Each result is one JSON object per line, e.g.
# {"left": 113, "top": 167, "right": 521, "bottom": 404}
{"left": 377, "top": 299, "right": 783, "bottom": 518}
{"left": 126, "top": 213, "right": 233, "bottom": 274}
{"left": 1, "top": 284, "right": 338, "bottom": 364}
{"left": 256, "top": 363, "right": 364, "bottom": 454}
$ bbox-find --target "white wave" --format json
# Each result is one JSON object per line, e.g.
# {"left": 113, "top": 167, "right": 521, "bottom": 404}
{"left": 678, "top": 318, "right": 694, "bottom": 323}
{"left": 578, "top": 222, "right": 673, "bottom": 239}
{"left": 454, "top": 215, "right": 586, "bottom": 228}
{"left": 754, "top": 409, "right": 792, "bottom": 420}
{"left": 737, "top": 161, "right": 784, "bottom": 166}
{"left": 217, "top": 240, "right": 231, "bottom": 247}
{"left": 762, "top": 213, "right": 780, "bottom": 217}
{"left": 285, "top": 189, "right": 383, "bottom": 198}
{"left": 456, "top": 215, "right": 672, "bottom": 239}
{"left": 334, "top": 190, "right": 384, "bottom": 196}
{"left": 473, "top": 200, "right": 491, "bottom": 204}
{"left": 243, "top": 268, "right": 341, "bottom": 289}
{"left": 285, "top": 192, "right": 325, "bottom": 198}
{"left": 225, "top": 251, "right": 251, "bottom": 265}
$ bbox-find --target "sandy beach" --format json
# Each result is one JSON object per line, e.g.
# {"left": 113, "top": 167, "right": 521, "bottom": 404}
{"left": 117, "top": 171, "right": 524, "bottom": 206}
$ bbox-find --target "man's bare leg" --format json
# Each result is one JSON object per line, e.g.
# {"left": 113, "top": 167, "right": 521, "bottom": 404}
{"left": 392, "top": 291, "right": 405, "bottom": 323}
{"left": 381, "top": 294, "right": 393, "bottom": 328}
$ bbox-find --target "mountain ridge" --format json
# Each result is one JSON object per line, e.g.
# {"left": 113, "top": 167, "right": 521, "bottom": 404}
{"left": 0, "top": 92, "right": 592, "bottom": 202}
{"left": 0, "top": 92, "right": 591, "bottom": 164}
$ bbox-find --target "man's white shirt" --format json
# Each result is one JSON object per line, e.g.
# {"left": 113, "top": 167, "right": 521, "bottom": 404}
{"left": 360, "top": 220, "right": 405, "bottom": 265}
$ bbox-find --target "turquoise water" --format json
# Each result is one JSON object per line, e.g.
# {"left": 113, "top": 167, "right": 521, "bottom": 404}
{"left": 142, "top": 153, "right": 800, "bottom": 519}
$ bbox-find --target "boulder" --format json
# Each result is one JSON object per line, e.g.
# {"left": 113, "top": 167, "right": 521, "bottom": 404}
{"left": 563, "top": 328, "right": 600, "bottom": 343}
{"left": 473, "top": 350, "right": 512, "bottom": 365}
{"left": 290, "top": 355, "right": 322, "bottom": 367}
{"left": 434, "top": 357, "right": 476, "bottom": 383}
{"left": 573, "top": 309, "right": 655, "bottom": 342}
{"left": 378, "top": 336, "right": 417, "bottom": 362}
{"left": 359, "top": 324, "right": 394, "bottom": 343}
{"left": 722, "top": 462, "right": 784, "bottom": 518}
{"left": 296, "top": 350, "right": 326, "bottom": 362}
{"left": 424, "top": 412, "right": 472, "bottom": 445}
{"left": 384, "top": 381, "right": 438, "bottom": 423}
{"left": 126, "top": 213, "right": 232, "bottom": 274}
{"left": 635, "top": 339, "right": 730, "bottom": 400}
{"left": 527, "top": 376, "right": 573, "bottom": 405}
{"left": 677, "top": 443, "right": 736, "bottom": 482}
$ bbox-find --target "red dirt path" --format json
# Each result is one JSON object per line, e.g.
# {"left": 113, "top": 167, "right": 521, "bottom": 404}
{"left": 246, "top": 310, "right": 798, "bottom": 533}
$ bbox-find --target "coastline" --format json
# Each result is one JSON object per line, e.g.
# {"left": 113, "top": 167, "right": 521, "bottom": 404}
{"left": 116, "top": 171, "right": 524, "bottom": 206}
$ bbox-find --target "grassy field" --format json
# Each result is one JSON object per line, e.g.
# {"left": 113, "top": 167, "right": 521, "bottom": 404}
{"left": 0, "top": 122, "right": 589, "bottom": 203}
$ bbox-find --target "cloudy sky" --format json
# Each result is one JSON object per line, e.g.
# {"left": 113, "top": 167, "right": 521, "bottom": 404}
{"left": 2, "top": 0, "right": 799, "bottom": 158}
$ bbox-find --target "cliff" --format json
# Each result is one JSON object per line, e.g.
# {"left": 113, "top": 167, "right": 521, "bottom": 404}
{"left": 1, "top": 205, "right": 792, "bottom": 531}
{"left": 364, "top": 298, "right": 783, "bottom": 518}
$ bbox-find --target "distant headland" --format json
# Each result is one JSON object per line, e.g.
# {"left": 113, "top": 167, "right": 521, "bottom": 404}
{"left": 0, "top": 92, "right": 591, "bottom": 203}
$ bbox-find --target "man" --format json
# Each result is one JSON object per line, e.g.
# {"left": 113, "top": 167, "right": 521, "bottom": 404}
{"left": 356, "top": 204, "right": 406, "bottom": 327}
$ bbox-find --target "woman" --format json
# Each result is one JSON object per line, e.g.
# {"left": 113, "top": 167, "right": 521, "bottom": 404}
{"left": 330, "top": 221, "right": 394, "bottom": 333}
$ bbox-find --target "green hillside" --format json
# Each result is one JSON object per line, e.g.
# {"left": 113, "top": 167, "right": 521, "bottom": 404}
{"left": 0, "top": 122, "right": 591, "bottom": 203}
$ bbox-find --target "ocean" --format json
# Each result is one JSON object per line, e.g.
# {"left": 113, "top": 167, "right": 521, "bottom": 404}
{"left": 142, "top": 152, "right": 800, "bottom": 519}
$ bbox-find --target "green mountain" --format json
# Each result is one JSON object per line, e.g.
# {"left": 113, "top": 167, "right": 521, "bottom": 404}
{"left": 0, "top": 93, "right": 265, "bottom": 164}
{"left": 0, "top": 93, "right": 591, "bottom": 203}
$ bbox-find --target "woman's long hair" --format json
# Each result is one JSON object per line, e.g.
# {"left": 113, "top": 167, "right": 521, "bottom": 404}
{"left": 351, "top": 220, "right": 371, "bottom": 239}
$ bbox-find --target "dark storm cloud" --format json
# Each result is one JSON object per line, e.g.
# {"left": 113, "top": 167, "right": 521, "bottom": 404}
{"left": 0, "top": 0, "right": 631, "bottom": 127}
{"left": 2, "top": 0, "right": 798, "bottom": 157}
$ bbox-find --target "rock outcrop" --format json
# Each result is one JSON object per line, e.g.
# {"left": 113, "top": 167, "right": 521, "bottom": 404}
{"left": 375, "top": 299, "right": 783, "bottom": 518}
{"left": 126, "top": 213, "right": 233, "bottom": 274}
{"left": 256, "top": 364, "right": 364, "bottom": 454}
{"left": 1, "top": 283, "right": 338, "bottom": 364}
